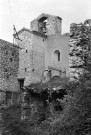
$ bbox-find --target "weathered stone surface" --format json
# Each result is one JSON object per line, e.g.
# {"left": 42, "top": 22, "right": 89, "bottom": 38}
{"left": 30, "top": 13, "right": 62, "bottom": 36}
{"left": 0, "top": 39, "right": 19, "bottom": 92}
{"left": 69, "top": 23, "right": 91, "bottom": 80}
{"left": 15, "top": 29, "right": 45, "bottom": 86}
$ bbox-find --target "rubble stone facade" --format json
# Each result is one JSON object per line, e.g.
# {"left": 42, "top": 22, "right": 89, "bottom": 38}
{"left": 0, "top": 39, "right": 19, "bottom": 103}
{"left": 69, "top": 23, "right": 91, "bottom": 80}
{"left": 69, "top": 23, "right": 83, "bottom": 80}
{"left": 0, "top": 39, "right": 19, "bottom": 92}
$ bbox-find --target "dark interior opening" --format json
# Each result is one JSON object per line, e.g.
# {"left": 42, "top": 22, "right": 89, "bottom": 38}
{"left": 39, "top": 17, "right": 47, "bottom": 22}
{"left": 54, "top": 105, "right": 63, "bottom": 111}
{"left": 18, "top": 79, "right": 24, "bottom": 91}
{"left": 38, "top": 17, "right": 47, "bottom": 34}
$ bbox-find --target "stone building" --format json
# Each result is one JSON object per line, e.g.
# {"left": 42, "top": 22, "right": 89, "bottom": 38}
{"left": 14, "top": 13, "right": 69, "bottom": 88}
{"left": 0, "top": 39, "right": 20, "bottom": 104}
{"left": 0, "top": 13, "right": 69, "bottom": 105}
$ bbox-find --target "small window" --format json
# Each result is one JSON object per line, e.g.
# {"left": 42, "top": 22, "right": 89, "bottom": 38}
{"left": 10, "top": 58, "right": 13, "bottom": 62}
{"left": 53, "top": 50, "right": 60, "bottom": 62}
{"left": 26, "top": 50, "right": 28, "bottom": 53}
{"left": 5, "top": 69, "right": 8, "bottom": 72}
{"left": 25, "top": 68, "right": 27, "bottom": 72}
{"left": 12, "top": 51, "right": 14, "bottom": 56}
{"left": 43, "top": 39, "right": 44, "bottom": 42}
{"left": 32, "top": 69, "right": 35, "bottom": 72}
{"left": 58, "top": 52, "right": 60, "bottom": 61}
{"left": 5, "top": 50, "right": 8, "bottom": 54}
{"left": 48, "top": 70, "right": 51, "bottom": 77}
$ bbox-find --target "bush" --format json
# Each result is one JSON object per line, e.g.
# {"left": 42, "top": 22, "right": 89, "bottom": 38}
{"left": 49, "top": 75, "right": 91, "bottom": 135}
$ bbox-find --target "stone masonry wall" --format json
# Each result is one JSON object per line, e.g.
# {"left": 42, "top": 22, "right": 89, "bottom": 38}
{"left": 31, "top": 34, "right": 45, "bottom": 84}
{"left": 15, "top": 30, "right": 45, "bottom": 86}
{"left": 46, "top": 16, "right": 62, "bottom": 35}
{"left": 30, "top": 19, "right": 39, "bottom": 32}
{"left": 15, "top": 31, "right": 33, "bottom": 82}
{"left": 0, "top": 39, "right": 19, "bottom": 92}
{"left": 69, "top": 23, "right": 91, "bottom": 80}
{"left": 69, "top": 23, "right": 82, "bottom": 80}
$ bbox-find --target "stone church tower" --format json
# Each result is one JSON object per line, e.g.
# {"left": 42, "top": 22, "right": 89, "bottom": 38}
{"left": 14, "top": 13, "right": 69, "bottom": 87}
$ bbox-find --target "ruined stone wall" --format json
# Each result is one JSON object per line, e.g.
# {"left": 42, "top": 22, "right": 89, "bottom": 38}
{"left": 69, "top": 23, "right": 84, "bottom": 80}
{"left": 69, "top": 23, "right": 91, "bottom": 80}
{"left": 0, "top": 39, "right": 19, "bottom": 92}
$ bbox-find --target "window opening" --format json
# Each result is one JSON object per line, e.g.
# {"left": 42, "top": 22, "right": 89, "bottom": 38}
{"left": 10, "top": 58, "right": 13, "bottom": 62}
{"left": 5, "top": 50, "right": 8, "bottom": 54}
{"left": 38, "top": 17, "right": 47, "bottom": 34}
{"left": 18, "top": 79, "right": 24, "bottom": 90}
{"left": 53, "top": 50, "right": 60, "bottom": 62}
{"left": 12, "top": 51, "right": 14, "bottom": 56}
{"left": 25, "top": 68, "right": 27, "bottom": 72}
{"left": 5, "top": 69, "right": 8, "bottom": 72}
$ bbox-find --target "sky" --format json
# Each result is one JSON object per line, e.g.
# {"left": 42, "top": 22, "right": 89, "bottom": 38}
{"left": 0, "top": 0, "right": 91, "bottom": 43}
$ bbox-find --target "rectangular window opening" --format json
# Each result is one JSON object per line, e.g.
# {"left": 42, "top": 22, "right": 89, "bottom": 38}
{"left": 25, "top": 68, "right": 27, "bottom": 72}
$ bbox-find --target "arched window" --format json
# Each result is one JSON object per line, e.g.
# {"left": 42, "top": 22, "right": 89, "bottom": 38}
{"left": 53, "top": 50, "right": 60, "bottom": 62}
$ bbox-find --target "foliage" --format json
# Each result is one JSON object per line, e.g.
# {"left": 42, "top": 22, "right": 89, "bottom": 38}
{"left": 49, "top": 24, "right": 91, "bottom": 135}
{"left": 1, "top": 104, "right": 50, "bottom": 135}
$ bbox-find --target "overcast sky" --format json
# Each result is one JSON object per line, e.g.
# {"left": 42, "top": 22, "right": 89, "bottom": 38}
{"left": 0, "top": 0, "right": 91, "bottom": 42}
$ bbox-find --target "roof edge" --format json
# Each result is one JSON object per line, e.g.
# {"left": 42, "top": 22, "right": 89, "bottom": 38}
{"left": 13, "top": 27, "right": 32, "bottom": 37}
{"left": 0, "top": 39, "right": 20, "bottom": 48}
